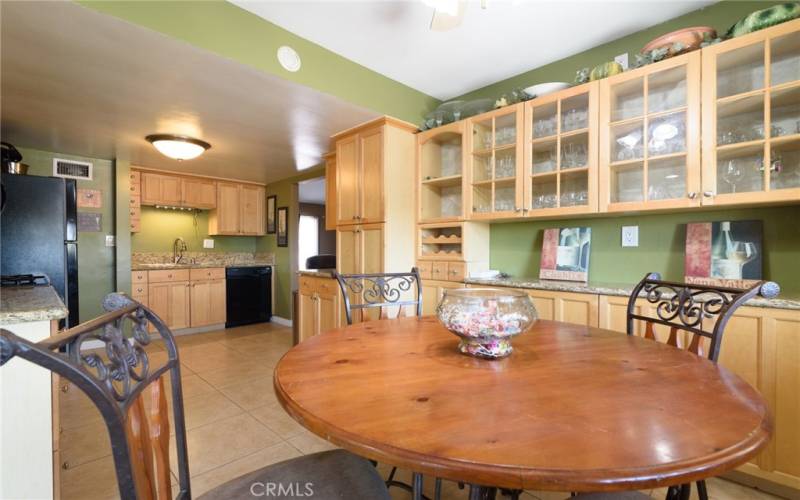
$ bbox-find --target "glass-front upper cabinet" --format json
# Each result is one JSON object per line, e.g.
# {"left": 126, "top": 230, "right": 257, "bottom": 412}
{"left": 418, "top": 121, "right": 466, "bottom": 223}
{"left": 466, "top": 104, "right": 524, "bottom": 219}
{"left": 524, "top": 82, "right": 598, "bottom": 216}
{"left": 702, "top": 19, "right": 800, "bottom": 205}
{"left": 599, "top": 51, "right": 701, "bottom": 212}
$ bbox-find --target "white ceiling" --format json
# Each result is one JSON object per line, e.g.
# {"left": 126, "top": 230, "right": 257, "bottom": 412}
{"left": 233, "top": 0, "right": 713, "bottom": 100}
{"left": 299, "top": 177, "right": 327, "bottom": 204}
{"left": 0, "top": 1, "right": 378, "bottom": 183}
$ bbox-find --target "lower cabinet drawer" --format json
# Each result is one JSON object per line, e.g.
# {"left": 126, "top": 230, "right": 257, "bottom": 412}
{"left": 132, "top": 295, "right": 148, "bottom": 307}
{"left": 447, "top": 262, "right": 465, "bottom": 282}
{"left": 190, "top": 267, "right": 225, "bottom": 281}
{"left": 431, "top": 262, "right": 448, "bottom": 280}
{"left": 132, "top": 284, "right": 148, "bottom": 296}
{"left": 417, "top": 261, "right": 432, "bottom": 280}
{"left": 148, "top": 269, "right": 191, "bottom": 283}
{"left": 131, "top": 271, "right": 148, "bottom": 284}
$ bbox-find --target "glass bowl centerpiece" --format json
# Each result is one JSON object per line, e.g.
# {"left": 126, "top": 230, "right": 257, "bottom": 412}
{"left": 436, "top": 288, "right": 537, "bottom": 359}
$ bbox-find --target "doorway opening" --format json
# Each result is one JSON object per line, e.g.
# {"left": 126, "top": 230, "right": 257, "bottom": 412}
{"left": 297, "top": 177, "right": 335, "bottom": 271}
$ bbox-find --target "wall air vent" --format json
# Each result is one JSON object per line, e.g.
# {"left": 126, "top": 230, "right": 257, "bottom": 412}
{"left": 53, "top": 158, "right": 92, "bottom": 180}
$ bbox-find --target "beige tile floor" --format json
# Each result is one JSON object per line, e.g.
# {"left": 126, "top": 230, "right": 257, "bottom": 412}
{"left": 59, "top": 323, "right": 786, "bottom": 500}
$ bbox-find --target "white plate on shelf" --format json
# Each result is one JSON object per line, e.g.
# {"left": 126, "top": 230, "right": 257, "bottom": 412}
{"left": 523, "top": 82, "right": 571, "bottom": 98}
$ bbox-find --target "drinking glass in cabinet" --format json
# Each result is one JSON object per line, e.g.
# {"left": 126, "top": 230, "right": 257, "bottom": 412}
{"left": 770, "top": 145, "right": 800, "bottom": 190}
{"left": 494, "top": 184, "right": 516, "bottom": 211}
{"left": 560, "top": 173, "right": 589, "bottom": 207}
{"left": 771, "top": 30, "right": 800, "bottom": 87}
{"left": 610, "top": 78, "right": 644, "bottom": 121}
{"left": 648, "top": 112, "right": 686, "bottom": 156}
{"left": 473, "top": 120, "right": 493, "bottom": 151}
{"left": 496, "top": 126, "right": 516, "bottom": 146}
{"left": 716, "top": 95, "right": 764, "bottom": 145}
{"left": 532, "top": 103, "right": 557, "bottom": 138}
{"left": 770, "top": 86, "right": 800, "bottom": 138}
{"left": 532, "top": 144, "right": 557, "bottom": 174}
{"left": 610, "top": 163, "right": 644, "bottom": 203}
{"left": 716, "top": 42, "right": 765, "bottom": 99}
{"left": 531, "top": 179, "right": 557, "bottom": 209}
{"left": 472, "top": 185, "right": 492, "bottom": 213}
{"left": 473, "top": 154, "right": 492, "bottom": 182}
{"left": 561, "top": 94, "right": 589, "bottom": 132}
{"left": 716, "top": 150, "right": 764, "bottom": 194}
{"left": 440, "top": 186, "right": 463, "bottom": 217}
{"left": 648, "top": 157, "right": 686, "bottom": 201}
{"left": 495, "top": 150, "right": 516, "bottom": 179}
{"left": 648, "top": 66, "right": 688, "bottom": 114}
{"left": 612, "top": 122, "right": 644, "bottom": 162}
{"left": 561, "top": 140, "right": 588, "bottom": 169}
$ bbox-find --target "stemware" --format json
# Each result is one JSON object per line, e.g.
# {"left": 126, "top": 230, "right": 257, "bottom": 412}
{"left": 721, "top": 159, "right": 744, "bottom": 193}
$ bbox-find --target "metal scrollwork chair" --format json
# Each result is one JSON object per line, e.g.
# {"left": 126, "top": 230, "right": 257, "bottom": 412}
{"left": 334, "top": 268, "right": 443, "bottom": 500}
{"left": 0, "top": 293, "right": 390, "bottom": 500}
{"left": 572, "top": 272, "right": 780, "bottom": 500}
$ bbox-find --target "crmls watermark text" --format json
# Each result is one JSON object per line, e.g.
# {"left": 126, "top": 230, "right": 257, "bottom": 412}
{"left": 250, "top": 482, "right": 314, "bottom": 497}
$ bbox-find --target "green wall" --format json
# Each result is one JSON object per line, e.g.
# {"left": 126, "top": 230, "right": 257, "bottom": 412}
{"left": 131, "top": 207, "right": 257, "bottom": 253}
{"left": 17, "top": 148, "right": 116, "bottom": 321}
{"left": 258, "top": 167, "right": 327, "bottom": 319}
{"left": 490, "top": 206, "right": 800, "bottom": 296}
{"left": 77, "top": 0, "right": 438, "bottom": 124}
{"left": 455, "top": 1, "right": 783, "bottom": 102}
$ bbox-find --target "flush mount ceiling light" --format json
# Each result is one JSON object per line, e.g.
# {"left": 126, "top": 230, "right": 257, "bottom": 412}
{"left": 146, "top": 134, "right": 211, "bottom": 161}
{"left": 277, "top": 46, "right": 301, "bottom": 72}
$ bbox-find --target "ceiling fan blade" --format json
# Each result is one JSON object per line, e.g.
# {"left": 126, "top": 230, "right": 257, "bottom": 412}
{"left": 430, "top": 1, "right": 465, "bottom": 31}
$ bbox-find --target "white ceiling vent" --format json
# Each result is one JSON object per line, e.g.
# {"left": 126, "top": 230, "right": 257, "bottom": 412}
{"left": 53, "top": 158, "right": 92, "bottom": 180}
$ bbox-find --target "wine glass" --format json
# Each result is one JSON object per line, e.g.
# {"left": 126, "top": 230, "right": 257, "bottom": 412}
{"left": 721, "top": 159, "right": 744, "bottom": 193}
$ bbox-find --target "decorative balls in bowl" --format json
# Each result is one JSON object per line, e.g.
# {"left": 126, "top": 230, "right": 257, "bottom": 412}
{"left": 436, "top": 288, "right": 537, "bottom": 359}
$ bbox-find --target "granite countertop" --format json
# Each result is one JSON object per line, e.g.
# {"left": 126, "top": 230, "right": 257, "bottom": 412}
{"left": 464, "top": 277, "right": 800, "bottom": 311}
{"left": 132, "top": 262, "right": 274, "bottom": 271}
{"left": 0, "top": 286, "right": 68, "bottom": 325}
{"left": 297, "top": 270, "right": 336, "bottom": 278}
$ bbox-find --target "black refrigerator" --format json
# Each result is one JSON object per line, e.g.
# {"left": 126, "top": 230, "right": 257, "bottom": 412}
{"left": 1, "top": 174, "right": 79, "bottom": 327}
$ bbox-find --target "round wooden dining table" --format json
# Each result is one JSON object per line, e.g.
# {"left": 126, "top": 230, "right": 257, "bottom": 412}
{"left": 273, "top": 316, "right": 771, "bottom": 495}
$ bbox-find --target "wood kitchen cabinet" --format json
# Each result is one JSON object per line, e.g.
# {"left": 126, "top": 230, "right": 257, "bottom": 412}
{"left": 148, "top": 280, "right": 191, "bottom": 331}
{"left": 598, "top": 294, "right": 800, "bottom": 494}
{"left": 336, "top": 223, "right": 384, "bottom": 275}
{"left": 141, "top": 172, "right": 182, "bottom": 206}
{"left": 209, "top": 182, "right": 265, "bottom": 236}
{"left": 297, "top": 275, "right": 341, "bottom": 343}
{"left": 190, "top": 278, "right": 226, "bottom": 327}
{"left": 182, "top": 177, "right": 217, "bottom": 209}
{"left": 701, "top": 18, "right": 800, "bottom": 207}
{"left": 333, "top": 116, "right": 416, "bottom": 227}
{"left": 421, "top": 279, "right": 464, "bottom": 315}
{"left": 324, "top": 152, "right": 337, "bottom": 231}
{"left": 240, "top": 184, "right": 266, "bottom": 235}
{"left": 418, "top": 121, "right": 467, "bottom": 223}
{"left": 599, "top": 51, "right": 702, "bottom": 212}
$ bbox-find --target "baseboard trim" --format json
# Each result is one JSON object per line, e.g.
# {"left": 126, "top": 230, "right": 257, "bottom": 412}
{"left": 271, "top": 316, "right": 292, "bottom": 327}
{"left": 79, "top": 323, "right": 226, "bottom": 350}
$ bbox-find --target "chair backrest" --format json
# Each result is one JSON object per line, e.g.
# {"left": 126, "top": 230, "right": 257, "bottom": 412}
{"left": 333, "top": 268, "right": 423, "bottom": 325}
{"left": 626, "top": 272, "right": 780, "bottom": 361}
{"left": 0, "top": 293, "right": 190, "bottom": 500}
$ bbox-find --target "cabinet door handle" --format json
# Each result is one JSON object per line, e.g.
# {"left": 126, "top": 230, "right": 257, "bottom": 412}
{"left": 688, "top": 192, "right": 697, "bottom": 199}
{"left": 515, "top": 207, "right": 522, "bottom": 212}
{"left": 703, "top": 191, "right": 714, "bottom": 198}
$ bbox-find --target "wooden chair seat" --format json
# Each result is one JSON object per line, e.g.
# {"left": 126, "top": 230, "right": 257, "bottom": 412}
{"left": 198, "top": 449, "right": 390, "bottom": 500}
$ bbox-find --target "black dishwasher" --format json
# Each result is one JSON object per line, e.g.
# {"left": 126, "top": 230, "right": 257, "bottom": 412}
{"left": 226, "top": 266, "right": 272, "bottom": 328}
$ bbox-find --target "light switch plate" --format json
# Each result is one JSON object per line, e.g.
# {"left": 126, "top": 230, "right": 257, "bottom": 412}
{"left": 615, "top": 52, "right": 629, "bottom": 70}
{"left": 621, "top": 226, "right": 639, "bottom": 247}
{"left": 105, "top": 235, "right": 116, "bottom": 247}
{"left": 203, "top": 239, "right": 215, "bottom": 249}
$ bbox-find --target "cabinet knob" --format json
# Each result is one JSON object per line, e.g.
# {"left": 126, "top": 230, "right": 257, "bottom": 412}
{"left": 60, "top": 385, "right": 69, "bottom": 393}
{"left": 62, "top": 462, "right": 70, "bottom": 470}
{"left": 168, "top": 274, "right": 173, "bottom": 278}
{"left": 515, "top": 207, "right": 522, "bottom": 212}
{"left": 130, "top": 187, "right": 135, "bottom": 191}
{"left": 688, "top": 192, "right": 697, "bottom": 199}
{"left": 703, "top": 191, "right": 714, "bottom": 198}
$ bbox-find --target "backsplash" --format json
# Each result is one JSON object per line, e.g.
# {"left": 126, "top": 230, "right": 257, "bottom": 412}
{"left": 132, "top": 251, "right": 274, "bottom": 267}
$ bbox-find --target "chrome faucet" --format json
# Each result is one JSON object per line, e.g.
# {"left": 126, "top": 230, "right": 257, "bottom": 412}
{"left": 173, "top": 237, "right": 187, "bottom": 264}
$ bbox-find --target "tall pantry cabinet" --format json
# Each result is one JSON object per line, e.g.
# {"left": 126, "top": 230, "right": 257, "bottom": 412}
{"left": 331, "top": 116, "right": 418, "bottom": 321}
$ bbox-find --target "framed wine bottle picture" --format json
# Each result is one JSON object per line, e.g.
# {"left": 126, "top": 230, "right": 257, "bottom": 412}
{"left": 685, "top": 220, "right": 762, "bottom": 288}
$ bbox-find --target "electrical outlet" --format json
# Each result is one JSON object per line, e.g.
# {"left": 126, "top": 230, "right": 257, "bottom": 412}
{"left": 203, "top": 239, "right": 214, "bottom": 249}
{"left": 615, "top": 52, "right": 629, "bottom": 71}
{"left": 621, "top": 226, "right": 638, "bottom": 247}
{"left": 105, "top": 235, "right": 115, "bottom": 247}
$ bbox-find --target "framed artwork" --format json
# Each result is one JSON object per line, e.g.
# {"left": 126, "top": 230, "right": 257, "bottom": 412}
{"left": 267, "top": 195, "right": 277, "bottom": 234}
{"left": 539, "top": 227, "right": 592, "bottom": 282}
{"left": 685, "top": 220, "right": 762, "bottom": 288}
{"left": 277, "top": 206, "right": 288, "bottom": 247}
